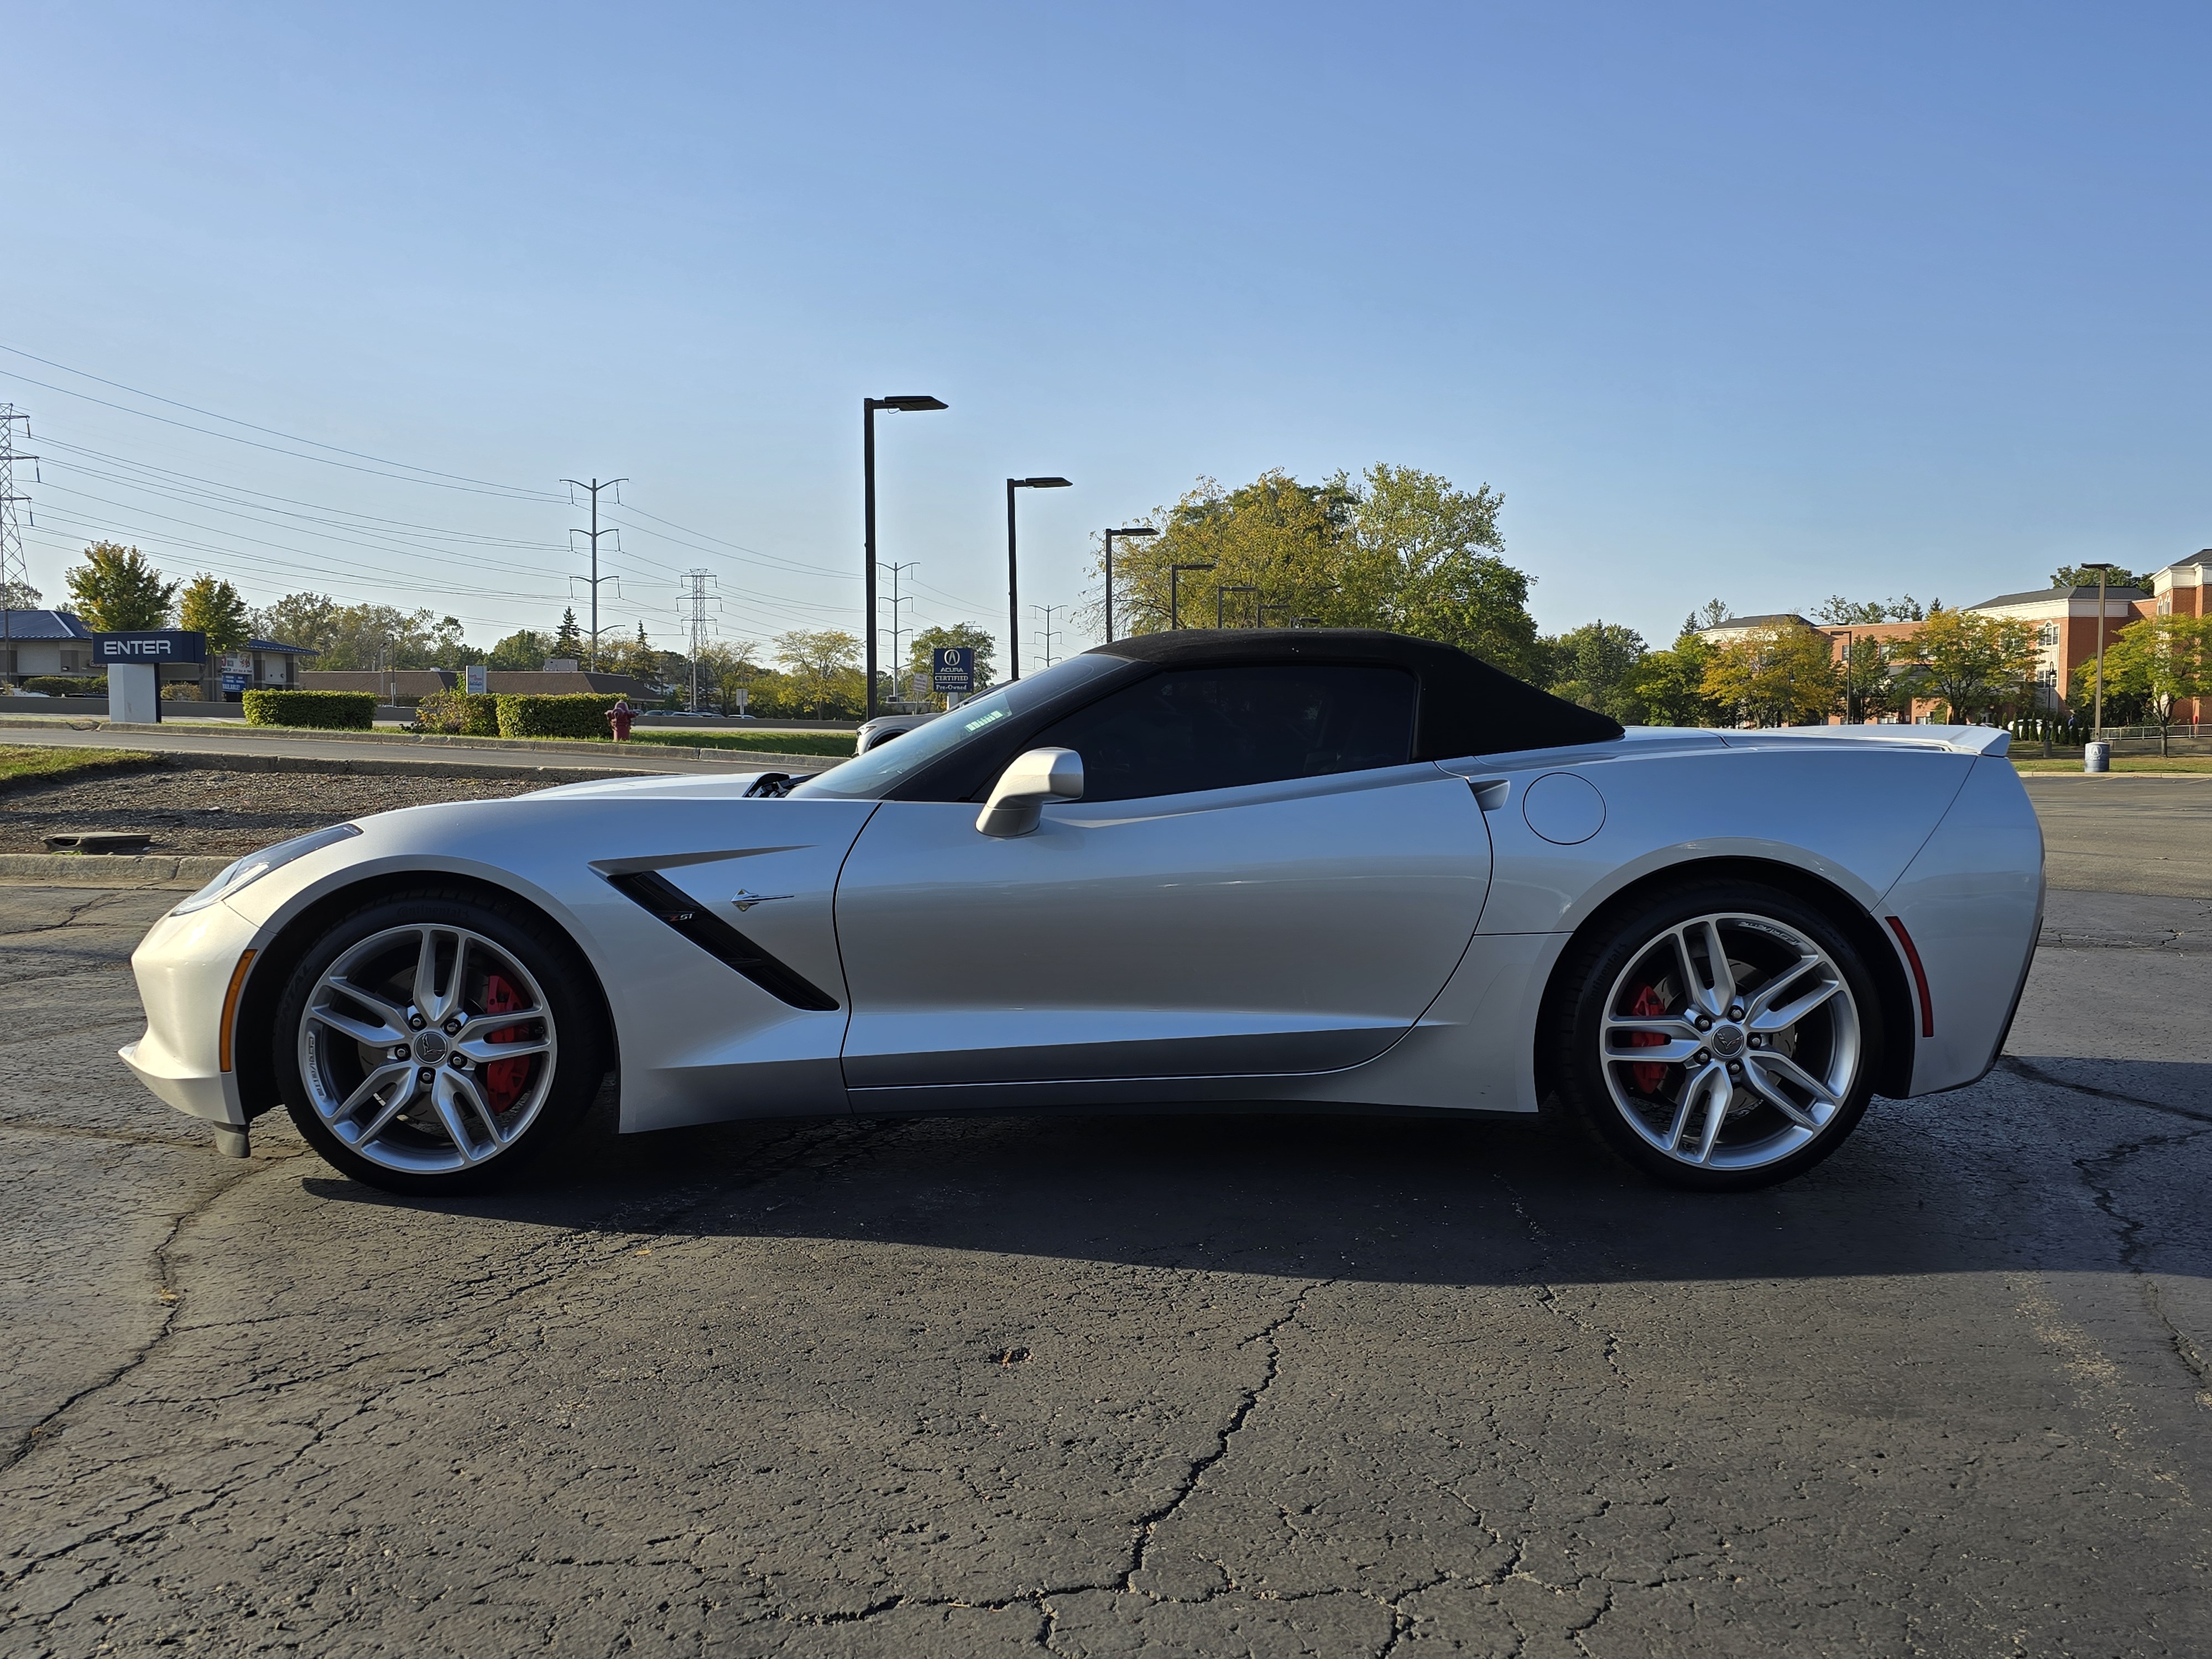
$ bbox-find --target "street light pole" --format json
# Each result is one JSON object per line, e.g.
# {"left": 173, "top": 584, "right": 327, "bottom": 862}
{"left": 1005, "top": 476, "right": 1072, "bottom": 681}
{"left": 2080, "top": 561, "right": 2116, "bottom": 737}
{"left": 1170, "top": 563, "right": 1216, "bottom": 629}
{"left": 863, "top": 395, "right": 947, "bottom": 718}
{"left": 1103, "top": 526, "right": 1157, "bottom": 643}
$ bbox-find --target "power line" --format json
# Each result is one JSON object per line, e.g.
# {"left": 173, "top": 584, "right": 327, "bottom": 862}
{"left": 0, "top": 344, "right": 561, "bottom": 498}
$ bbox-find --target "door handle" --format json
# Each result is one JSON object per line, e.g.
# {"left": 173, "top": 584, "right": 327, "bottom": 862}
{"left": 1466, "top": 779, "right": 1510, "bottom": 813}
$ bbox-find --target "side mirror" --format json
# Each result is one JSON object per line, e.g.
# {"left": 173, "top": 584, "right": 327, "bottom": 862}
{"left": 976, "top": 748, "right": 1084, "bottom": 837}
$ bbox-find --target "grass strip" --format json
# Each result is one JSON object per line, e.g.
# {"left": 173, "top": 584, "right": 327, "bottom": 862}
{"left": 0, "top": 745, "right": 161, "bottom": 790}
{"left": 2013, "top": 757, "right": 2212, "bottom": 773}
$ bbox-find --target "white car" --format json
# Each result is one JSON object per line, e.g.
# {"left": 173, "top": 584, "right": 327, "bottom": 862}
{"left": 855, "top": 711, "right": 943, "bottom": 752}
{"left": 122, "top": 629, "right": 2043, "bottom": 1195}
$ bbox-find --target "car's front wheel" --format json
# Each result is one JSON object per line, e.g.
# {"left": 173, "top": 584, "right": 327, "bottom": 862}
{"left": 273, "top": 889, "right": 607, "bottom": 1194}
{"left": 1550, "top": 880, "right": 1885, "bottom": 1191}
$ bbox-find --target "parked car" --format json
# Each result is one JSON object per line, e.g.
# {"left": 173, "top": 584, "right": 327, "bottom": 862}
{"left": 855, "top": 711, "right": 942, "bottom": 752}
{"left": 124, "top": 629, "right": 2042, "bottom": 1195}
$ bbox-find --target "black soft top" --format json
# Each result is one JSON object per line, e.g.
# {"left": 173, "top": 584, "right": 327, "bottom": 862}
{"left": 1088, "top": 628, "right": 1622, "bottom": 757}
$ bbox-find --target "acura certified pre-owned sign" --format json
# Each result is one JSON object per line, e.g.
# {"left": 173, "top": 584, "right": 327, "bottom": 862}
{"left": 94, "top": 630, "right": 207, "bottom": 664}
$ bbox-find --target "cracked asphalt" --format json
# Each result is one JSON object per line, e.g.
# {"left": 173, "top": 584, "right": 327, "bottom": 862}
{"left": 2, "top": 876, "right": 2209, "bottom": 1656}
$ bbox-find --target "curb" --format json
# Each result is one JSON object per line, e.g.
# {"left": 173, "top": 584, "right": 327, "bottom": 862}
{"left": 0, "top": 852, "right": 233, "bottom": 888}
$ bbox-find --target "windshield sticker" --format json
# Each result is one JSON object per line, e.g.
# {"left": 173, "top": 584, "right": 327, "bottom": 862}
{"left": 962, "top": 707, "right": 1008, "bottom": 733}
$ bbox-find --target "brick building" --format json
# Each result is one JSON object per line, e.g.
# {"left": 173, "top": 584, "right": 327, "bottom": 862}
{"left": 1696, "top": 551, "right": 2212, "bottom": 724}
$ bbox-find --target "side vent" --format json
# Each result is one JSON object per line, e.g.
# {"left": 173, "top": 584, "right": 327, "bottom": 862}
{"left": 604, "top": 870, "right": 841, "bottom": 1011}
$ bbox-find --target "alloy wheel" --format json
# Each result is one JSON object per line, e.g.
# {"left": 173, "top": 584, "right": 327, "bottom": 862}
{"left": 1597, "top": 911, "right": 1861, "bottom": 1172}
{"left": 297, "top": 924, "right": 559, "bottom": 1175}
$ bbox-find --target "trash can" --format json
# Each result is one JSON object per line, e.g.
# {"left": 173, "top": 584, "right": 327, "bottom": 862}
{"left": 2085, "top": 740, "right": 2111, "bottom": 773}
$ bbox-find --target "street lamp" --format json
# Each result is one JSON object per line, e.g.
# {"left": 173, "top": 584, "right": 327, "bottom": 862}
{"left": 1006, "top": 476, "right": 1072, "bottom": 681}
{"left": 863, "top": 395, "right": 948, "bottom": 718}
{"left": 1103, "top": 526, "right": 1157, "bottom": 643}
{"left": 1218, "top": 584, "right": 1258, "bottom": 629}
{"left": 1170, "top": 563, "right": 1216, "bottom": 629}
{"left": 2079, "top": 561, "right": 2116, "bottom": 737}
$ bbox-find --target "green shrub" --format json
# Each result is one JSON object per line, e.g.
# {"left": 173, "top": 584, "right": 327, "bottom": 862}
{"left": 20, "top": 675, "right": 106, "bottom": 697}
{"left": 162, "top": 681, "right": 201, "bottom": 700}
{"left": 411, "top": 689, "right": 501, "bottom": 736}
{"left": 243, "top": 690, "right": 378, "bottom": 729}
{"left": 494, "top": 692, "right": 629, "bottom": 739}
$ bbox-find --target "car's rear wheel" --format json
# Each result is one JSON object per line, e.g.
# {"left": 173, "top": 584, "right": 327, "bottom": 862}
{"left": 1550, "top": 880, "right": 1884, "bottom": 1191}
{"left": 273, "top": 889, "right": 607, "bottom": 1194}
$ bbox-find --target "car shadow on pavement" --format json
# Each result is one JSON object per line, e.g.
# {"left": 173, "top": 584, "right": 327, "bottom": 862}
{"left": 297, "top": 1052, "right": 2212, "bottom": 1290}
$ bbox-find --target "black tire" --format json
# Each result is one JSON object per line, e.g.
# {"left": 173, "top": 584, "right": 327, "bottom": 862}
{"left": 1547, "top": 878, "right": 1885, "bottom": 1192}
{"left": 272, "top": 886, "right": 608, "bottom": 1195}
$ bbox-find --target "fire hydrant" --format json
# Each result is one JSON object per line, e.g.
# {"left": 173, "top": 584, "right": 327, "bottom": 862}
{"left": 604, "top": 698, "right": 636, "bottom": 742}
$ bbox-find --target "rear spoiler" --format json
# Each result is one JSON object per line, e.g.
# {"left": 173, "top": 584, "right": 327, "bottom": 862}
{"left": 1717, "top": 724, "right": 2012, "bottom": 757}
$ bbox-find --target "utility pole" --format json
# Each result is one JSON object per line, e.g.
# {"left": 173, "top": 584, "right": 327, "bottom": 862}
{"left": 561, "top": 476, "right": 627, "bottom": 669}
{"left": 1034, "top": 603, "right": 1063, "bottom": 669}
{"left": 0, "top": 407, "right": 39, "bottom": 691}
{"left": 880, "top": 561, "right": 916, "bottom": 706}
{"left": 678, "top": 569, "right": 718, "bottom": 712}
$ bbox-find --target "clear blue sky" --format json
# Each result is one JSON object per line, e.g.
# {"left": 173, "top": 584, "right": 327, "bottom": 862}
{"left": 6, "top": 2, "right": 2207, "bottom": 661}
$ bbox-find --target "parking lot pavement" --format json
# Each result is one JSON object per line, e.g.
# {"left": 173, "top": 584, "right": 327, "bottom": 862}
{"left": 2025, "top": 774, "right": 2212, "bottom": 896}
{"left": 3, "top": 886, "right": 2209, "bottom": 1658}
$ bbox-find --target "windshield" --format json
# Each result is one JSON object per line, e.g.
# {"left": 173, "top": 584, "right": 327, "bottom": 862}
{"left": 791, "top": 655, "right": 1124, "bottom": 799}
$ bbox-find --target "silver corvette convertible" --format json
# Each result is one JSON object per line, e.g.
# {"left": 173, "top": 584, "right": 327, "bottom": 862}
{"left": 123, "top": 629, "right": 2043, "bottom": 1194}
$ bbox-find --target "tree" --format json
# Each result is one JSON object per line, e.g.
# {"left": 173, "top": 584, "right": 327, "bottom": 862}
{"left": 1343, "top": 466, "right": 1537, "bottom": 677}
{"left": 178, "top": 574, "right": 252, "bottom": 651}
{"left": 1098, "top": 465, "right": 1542, "bottom": 678}
{"left": 1838, "top": 634, "right": 1900, "bottom": 723}
{"left": 1543, "top": 622, "right": 1647, "bottom": 722}
{"left": 2053, "top": 564, "right": 2145, "bottom": 592}
{"left": 1624, "top": 633, "right": 1723, "bottom": 727}
{"left": 1893, "top": 606, "right": 2041, "bottom": 724}
{"left": 1682, "top": 599, "right": 1733, "bottom": 634}
{"left": 774, "top": 629, "right": 863, "bottom": 718}
{"left": 552, "top": 608, "right": 583, "bottom": 661}
{"left": 2101, "top": 614, "right": 2212, "bottom": 754}
{"left": 486, "top": 629, "right": 551, "bottom": 671}
{"left": 1700, "top": 624, "right": 1839, "bottom": 727}
{"left": 907, "top": 623, "right": 999, "bottom": 699}
{"left": 65, "top": 542, "right": 176, "bottom": 632}
{"left": 1, "top": 577, "right": 41, "bottom": 611}
{"left": 1813, "top": 594, "right": 1926, "bottom": 624}
{"left": 247, "top": 593, "right": 467, "bottom": 671}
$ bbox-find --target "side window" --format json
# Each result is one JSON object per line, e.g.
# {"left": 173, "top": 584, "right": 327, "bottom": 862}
{"left": 1027, "top": 665, "right": 1417, "bottom": 804}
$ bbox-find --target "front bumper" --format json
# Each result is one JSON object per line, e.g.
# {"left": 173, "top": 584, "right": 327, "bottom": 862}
{"left": 123, "top": 897, "right": 263, "bottom": 1127}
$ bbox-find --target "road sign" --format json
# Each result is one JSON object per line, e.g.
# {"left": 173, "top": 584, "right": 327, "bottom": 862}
{"left": 931, "top": 646, "right": 975, "bottom": 694}
{"left": 93, "top": 630, "right": 205, "bottom": 665}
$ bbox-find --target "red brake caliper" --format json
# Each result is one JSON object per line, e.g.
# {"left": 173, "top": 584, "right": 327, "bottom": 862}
{"left": 480, "top": 973, "right": 529, "bottom": 1113}
{"left": 1626, "top": 983, "right": 1670, "bottom": 1095}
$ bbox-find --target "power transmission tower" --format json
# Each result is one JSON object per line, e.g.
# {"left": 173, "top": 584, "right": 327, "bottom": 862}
{"left": 562, "top": 476, "right": 627, "bottom": 667}
{"left": 0, "top": 406, "right": 39, "bottom": 689}
{"left": 879, "top": 561, "right": 916, "bottom": 706}
{"left": 677, "top": 568, "right": 719, "bottom": 712}
{"left": 1033, "top": 603, "right": 1063, "bottom": 669}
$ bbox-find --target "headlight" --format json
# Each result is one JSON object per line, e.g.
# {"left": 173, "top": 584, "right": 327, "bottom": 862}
{"left": 171, "top": 823, "right": 363, "bottom": 916}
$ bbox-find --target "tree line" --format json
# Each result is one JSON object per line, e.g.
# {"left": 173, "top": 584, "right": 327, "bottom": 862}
{"left": 36, "top": 515, "right": 2206, "bottom": 734}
